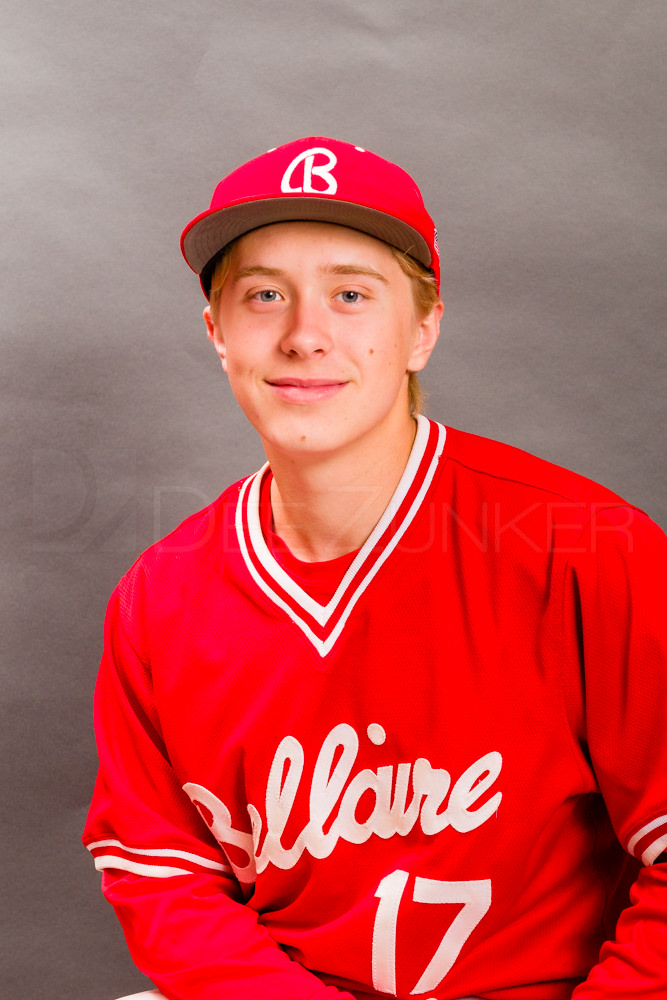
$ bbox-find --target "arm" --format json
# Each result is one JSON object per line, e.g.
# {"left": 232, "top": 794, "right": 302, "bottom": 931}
{"left": 572, "top": 861, "right": 667, "bottom": 998}
{"left": 102, "top": 871, "right": 353, "bottom": 1000}
{"left": 567, "top": 508, "right": 667, "bottom": 997}
{"left": 84, "top": 583, "right": 355, "bottom": 1000}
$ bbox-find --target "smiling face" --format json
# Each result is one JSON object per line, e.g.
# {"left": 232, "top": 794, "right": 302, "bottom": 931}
{"left": 204, "top": 221, "right": 442, "bottom": 465}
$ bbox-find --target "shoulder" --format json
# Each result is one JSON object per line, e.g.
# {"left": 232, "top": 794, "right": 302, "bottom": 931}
{"left": 436, "top": 424, "right": 667, "bottom": 560}
{"left": 442, "top": 424, "right": 632, "bottom": 510}
{"left": 114, "top": 473, "right": 253, "bottom": 612}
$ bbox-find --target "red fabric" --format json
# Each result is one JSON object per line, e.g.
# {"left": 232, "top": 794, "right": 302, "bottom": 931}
{"left": 573, "top": 863, "right": 667, "bottom": 998}
{"left": 103, "top": 871, "right": 354, "bottom": 1000}
{"left": 84, "top": 419, "right": 667, "bottom": 998}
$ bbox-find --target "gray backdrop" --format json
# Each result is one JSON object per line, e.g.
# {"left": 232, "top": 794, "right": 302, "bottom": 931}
{"left": 2, "top": 2, "right": 665, "bottom": 998}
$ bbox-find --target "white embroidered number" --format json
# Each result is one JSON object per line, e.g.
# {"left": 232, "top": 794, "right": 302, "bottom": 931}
{"left": 372, "top": 870, "right": 410, "bottom": 995}
{"left": 372, "top": 871, "right": 492, "bottom": 996}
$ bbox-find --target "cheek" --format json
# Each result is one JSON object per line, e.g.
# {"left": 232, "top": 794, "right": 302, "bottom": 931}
{"left": 368, "top": 314, "right": 417, "bottom": 367}
{"left": 368, "top": 337, "right": 413, "bottom": 377}
{"left": 224, "top": 358, "right": 269, "bottom": 419}
{"left": 224, "top": 347, "right": 256, "bottom": 379}
{"left": 225, "top": 367, "right": 253, "bottom": 399}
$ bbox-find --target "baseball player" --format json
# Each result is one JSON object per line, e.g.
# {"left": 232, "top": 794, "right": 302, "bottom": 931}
{"left": 84, "top": 137, "right": 667, "bottom": 1000}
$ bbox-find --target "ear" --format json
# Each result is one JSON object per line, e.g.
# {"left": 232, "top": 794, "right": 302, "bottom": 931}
{"left": 407, "top": 299, "right": 443, "bottom": 373}
{"left": 204, "top": 305, "right": 228, "bottom": 372}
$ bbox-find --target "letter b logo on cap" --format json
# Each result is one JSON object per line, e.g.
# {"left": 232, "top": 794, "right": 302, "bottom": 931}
{"left": 281, "top": 147, "right": 338, "bottom": 195}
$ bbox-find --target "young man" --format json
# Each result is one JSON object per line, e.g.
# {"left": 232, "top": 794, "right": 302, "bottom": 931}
{"left": 84, "top": 137, "right": 667, "bottom": 1000}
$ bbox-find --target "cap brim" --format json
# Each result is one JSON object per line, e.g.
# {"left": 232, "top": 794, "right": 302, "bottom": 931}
{"left": 181, "top": 197, "right": 432, "bottom": 278}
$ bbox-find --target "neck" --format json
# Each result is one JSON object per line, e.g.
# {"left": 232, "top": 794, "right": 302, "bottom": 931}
{"left": 265, "top": 415, "right": 419, "bottom": 563}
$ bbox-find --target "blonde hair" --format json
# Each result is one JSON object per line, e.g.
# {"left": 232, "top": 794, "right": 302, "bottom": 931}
{"left": 388, "top": 246, "right": 439, "bottom": 416}
{"left": 208, "top": 237, "right": 440, "bottom": 417}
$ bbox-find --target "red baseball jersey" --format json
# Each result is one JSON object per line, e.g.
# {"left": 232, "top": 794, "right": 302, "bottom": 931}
{"left": 84, "top": 417, "right": 667, "bottom": 1000}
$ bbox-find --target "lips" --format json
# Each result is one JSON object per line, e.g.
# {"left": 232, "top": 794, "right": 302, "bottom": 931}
{"left": 267, "top": 378, "right": 345, "bottom": 387}
{"left": 266, "top": 377, "right": 347, "bottom": 403}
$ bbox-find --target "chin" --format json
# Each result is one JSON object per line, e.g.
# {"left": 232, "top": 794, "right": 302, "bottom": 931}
{"left": 259, "top": 416, "right": 360, "bottom": 459}
{"left": 272, "top": 431, "right": 349, "bottom": 457}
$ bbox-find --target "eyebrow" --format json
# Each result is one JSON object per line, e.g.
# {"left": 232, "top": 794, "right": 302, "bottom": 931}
{"left": 231, "top": 265, "right": 283, "bottom": 285}
{"left": 327, "top": 264, "right": 389, "bottom": 283}
{"left": 231, "top": 263, "right": 389, "bottom": 284}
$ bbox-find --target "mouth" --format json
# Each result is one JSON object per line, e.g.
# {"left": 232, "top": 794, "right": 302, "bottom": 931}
{"left": 265, "top": 377, "right": 347, "bottom": 403}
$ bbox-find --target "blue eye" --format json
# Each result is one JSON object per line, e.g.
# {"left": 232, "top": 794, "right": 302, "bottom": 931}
{"left": 339, "top": 290, "right": 362, "bottom": 303}
{"left": 254, "top": 289, "right": 281, "bottom": 302}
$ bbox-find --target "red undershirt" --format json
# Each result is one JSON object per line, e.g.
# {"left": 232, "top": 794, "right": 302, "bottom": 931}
{"left": 259, "top": 470, "right": 359, "bottom": 605}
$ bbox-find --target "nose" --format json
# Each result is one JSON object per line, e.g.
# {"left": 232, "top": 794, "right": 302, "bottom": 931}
{"left": 279, "top": 294, "right": 333, "bottom": 358}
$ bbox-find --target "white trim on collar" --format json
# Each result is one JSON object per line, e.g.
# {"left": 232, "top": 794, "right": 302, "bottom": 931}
{"left": 235, "top": 415, "right": 446, "bottom": 657}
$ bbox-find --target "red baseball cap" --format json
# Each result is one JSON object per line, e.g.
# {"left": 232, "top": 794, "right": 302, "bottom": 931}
{"left": 181, "top": 136, "right": 440, "bottom": 295}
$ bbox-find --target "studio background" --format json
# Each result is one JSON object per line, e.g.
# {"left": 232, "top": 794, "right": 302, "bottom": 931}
{"left": 2, "top": 2, "right": 665, "bottom": 998}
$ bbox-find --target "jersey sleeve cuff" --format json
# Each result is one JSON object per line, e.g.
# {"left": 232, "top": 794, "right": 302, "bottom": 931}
{"left": 627, "top": 816, "right": 667, "bottom": 865}
{"left": 85, "top": 838, "right": 233, "bottom": 878}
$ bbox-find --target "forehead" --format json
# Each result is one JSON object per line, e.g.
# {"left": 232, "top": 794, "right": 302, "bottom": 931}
{"left": 229, "top": 220, "right": 403, "bottom": 272}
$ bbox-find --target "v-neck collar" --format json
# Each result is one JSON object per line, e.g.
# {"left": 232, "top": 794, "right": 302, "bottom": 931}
{"left": 235, "top": 415, "right": 446, "bottom": 657}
